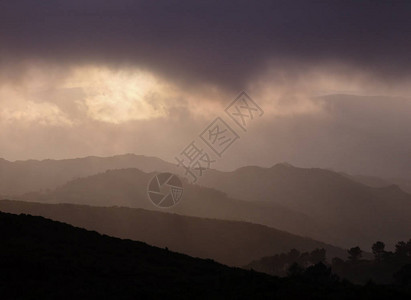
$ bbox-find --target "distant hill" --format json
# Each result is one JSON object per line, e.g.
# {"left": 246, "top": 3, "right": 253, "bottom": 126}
{"left": 348, "top": 174, "right": 411, "bottom": 195}
{"left": 1, "top": 211, "right": 409, "bottom": 299}
{"left": 0, "top": 200, "right": 346, "bottom": 266}
{"left": 200, "top": 164, "right": 411, "bottom": 249}
{"left": 0, "top": 154, "right": 175, "bottom": 196}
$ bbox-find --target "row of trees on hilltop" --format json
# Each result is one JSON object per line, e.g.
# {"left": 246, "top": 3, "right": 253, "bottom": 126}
{"left": 247, "top": 239, "right": 411, "bottom": 285}
{"left": 331, "top": 239, "right": 411, "bottom": 284}
{"left": 340, "top": 239, "right": 411, "bottom": 263}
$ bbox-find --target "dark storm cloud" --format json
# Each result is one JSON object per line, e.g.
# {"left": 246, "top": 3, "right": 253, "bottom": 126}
{"left": 1, "top": 0, "right": 411, "bottom": 89}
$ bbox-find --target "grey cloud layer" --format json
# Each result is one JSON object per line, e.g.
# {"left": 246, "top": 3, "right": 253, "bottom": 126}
{"left": 1, "top": 0, "right": 411, "bottom": 89}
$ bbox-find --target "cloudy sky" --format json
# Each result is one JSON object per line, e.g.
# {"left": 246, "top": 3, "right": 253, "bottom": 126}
{"left": 1, "top": 1, "right": 411, "bottom": 179}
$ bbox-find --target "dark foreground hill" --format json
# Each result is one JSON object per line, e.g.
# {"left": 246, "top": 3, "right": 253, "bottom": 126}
{"left": 0, "top": 200, "right": 347, "bottom": 266}
{"left": 0, "top": 212, "right": 409, "bottom": 299}
{"left": 0, "top": 211, "right": 276, "bottom": 299}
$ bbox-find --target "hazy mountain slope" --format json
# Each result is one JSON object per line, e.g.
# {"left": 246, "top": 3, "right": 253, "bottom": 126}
{"left": 0, "top": 154, "right": 175, "bottom": 196}
{"left": 199, "top": 164, "right": 411, "bottom": 249}
{"left": 18, "top": 168, "right": 335, "bottom": 245}
{"left": 0, "top": 200, "right": 346, "bottom": 266}
{"left": 346, "top": 173, "right": 411, "bottom": 195}
{"left": 345, "top": 174, "right": 393, "bottom": 189}
{"left": 388, "top": 178, "right": 411, "bottom": 195}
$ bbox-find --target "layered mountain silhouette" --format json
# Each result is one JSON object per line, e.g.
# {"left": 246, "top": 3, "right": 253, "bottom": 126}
{"left": 16, "top": 168, "right": 342, "bottom": 247}
{"left": 2, "top": 154, "right": 411, "bottom": 249}
{"left": 15, "top": 162, "right": 411, "bottom": 249}
{"left": 0, "top": 200, "right": 346, "bottom": 266}
{"left": 4, "top": 153, "right": 409, "bottom": 196}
